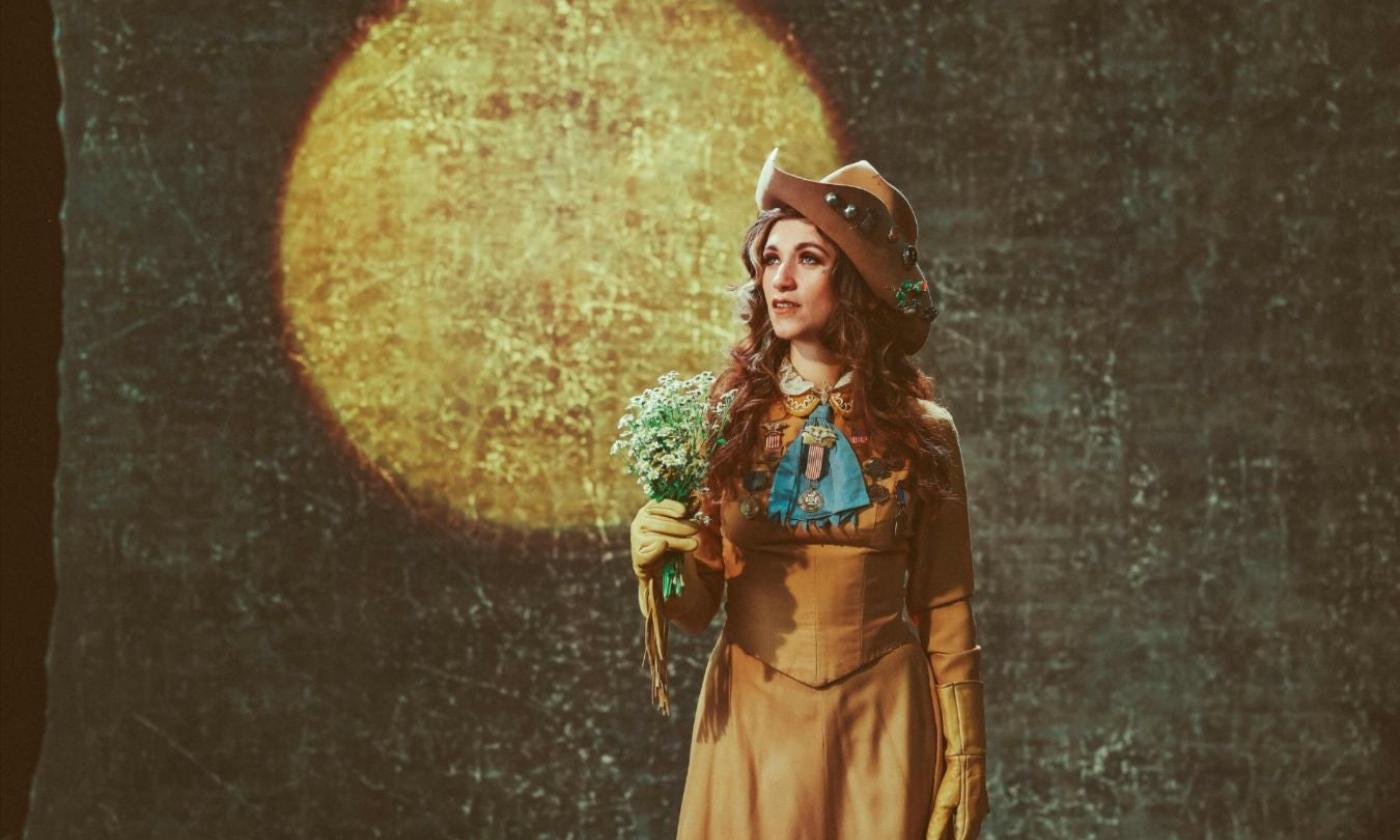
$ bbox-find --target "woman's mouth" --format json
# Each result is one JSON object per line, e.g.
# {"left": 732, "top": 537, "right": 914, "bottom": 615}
{"left": 772, "top": 300, "right": 800, "bottom": 314}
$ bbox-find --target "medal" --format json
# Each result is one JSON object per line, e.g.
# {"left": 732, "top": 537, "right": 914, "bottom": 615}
{"left": 795, "top": 422, "right": 838, "bottom": 514}
{"left": 862, "top": 457, "right": 891, "bottom": 480}
{"left": 740, "top": 496, "right": 761, "bottom": 519}
{"left": 801, "top": 423, "right": 837, "bottom": 482}
{"left": 762, "top": 421, "right": 786, "bottom": 462}
{"left": 801, "top": 424, "right": 838, "bottom": 448}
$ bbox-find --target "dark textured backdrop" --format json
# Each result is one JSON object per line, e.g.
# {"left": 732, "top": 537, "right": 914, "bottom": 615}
{"left": 30, "top": 0, "right": 1398, "bottom": 837}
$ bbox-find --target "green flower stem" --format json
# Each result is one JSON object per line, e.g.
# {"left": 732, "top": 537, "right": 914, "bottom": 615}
{"left": 660, "top": 551, "right": 686, "bottom": 600}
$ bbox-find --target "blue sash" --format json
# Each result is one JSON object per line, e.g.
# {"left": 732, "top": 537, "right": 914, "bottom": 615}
{"left": 767, "top": 402, "right": 870, "bottom": 529}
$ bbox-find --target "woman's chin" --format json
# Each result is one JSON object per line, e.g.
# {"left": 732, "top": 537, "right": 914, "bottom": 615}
{"left": 772, "top": 325, "right": 815, "bottom": 344}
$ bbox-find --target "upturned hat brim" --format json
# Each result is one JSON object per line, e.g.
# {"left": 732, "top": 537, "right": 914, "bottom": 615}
{"left": 753, "top": 147, "right": 937, "bottom": 354}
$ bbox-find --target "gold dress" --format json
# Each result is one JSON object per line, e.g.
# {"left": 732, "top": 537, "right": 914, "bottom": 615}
{"left": 645, "top": 360, "right": 983, "bottom": 840}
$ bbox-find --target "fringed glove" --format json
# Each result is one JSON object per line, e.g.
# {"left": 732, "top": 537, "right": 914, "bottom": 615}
{"left": 629, "top": 499, "right": 699, "bottom": 716}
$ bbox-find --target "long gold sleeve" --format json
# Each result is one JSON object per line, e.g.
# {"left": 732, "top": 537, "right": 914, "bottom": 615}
{"left": 906, "top": 403, "right": 988, "bottom": 838}
{"left": 904, "top": 404, "right": 981, "bottom": 680}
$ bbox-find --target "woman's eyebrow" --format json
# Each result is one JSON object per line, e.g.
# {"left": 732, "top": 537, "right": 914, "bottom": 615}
{"left": 764, "top": 241, "right": 831, "bottom": 256}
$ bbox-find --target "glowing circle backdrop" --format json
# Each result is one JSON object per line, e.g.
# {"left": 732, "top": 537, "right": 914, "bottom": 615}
{"left": 279, "top": 0, "right": 840, "bottom": 530}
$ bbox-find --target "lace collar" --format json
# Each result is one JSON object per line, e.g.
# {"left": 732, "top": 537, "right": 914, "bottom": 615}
{"left": 777, "top": 356, "right": 853, "bottom": 395}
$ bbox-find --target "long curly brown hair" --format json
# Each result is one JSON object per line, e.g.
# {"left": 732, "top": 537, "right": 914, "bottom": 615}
{"left": 704, "top": 205, "right": 961, "bottom": 511}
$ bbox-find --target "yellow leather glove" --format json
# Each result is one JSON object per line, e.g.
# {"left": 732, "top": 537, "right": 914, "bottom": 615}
{"left": 630, "top": 499, "right": 699, "bottom": 583}
{"left": 629, "top": 499, "right": 700, "bottom": 716}
{"left": 927, "top": 672, "right": 988, "bottom": 839}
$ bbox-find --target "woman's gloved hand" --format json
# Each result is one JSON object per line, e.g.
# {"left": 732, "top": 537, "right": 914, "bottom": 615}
{"left": 927, "top": 679, "right": 988, "bottom": 839}
{"left": 629, "top": 499, "right": 700, "bottom": 581}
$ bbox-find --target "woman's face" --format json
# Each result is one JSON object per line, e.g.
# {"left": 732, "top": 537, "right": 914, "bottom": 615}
{"left": 760, "top": 217, "right": 839, "bottom": 345}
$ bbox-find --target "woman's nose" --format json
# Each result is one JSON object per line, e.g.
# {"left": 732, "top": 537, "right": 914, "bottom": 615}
{"left": 773, "top": 258, "right": 798, "bottom": 288}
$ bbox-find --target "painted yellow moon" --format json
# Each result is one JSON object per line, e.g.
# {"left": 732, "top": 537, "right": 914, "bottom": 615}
{"left": 278, "top": 0, "right": 839, "bottom": 530}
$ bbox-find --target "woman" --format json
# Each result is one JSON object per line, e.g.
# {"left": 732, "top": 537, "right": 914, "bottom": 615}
{"left": 629, "top": 149, "right": 989, "bottom": 839}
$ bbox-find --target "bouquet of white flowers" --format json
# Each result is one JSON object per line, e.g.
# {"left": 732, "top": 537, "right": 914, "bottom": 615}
{"left": 611, "top": 370, "right": 736, "bottom": 714}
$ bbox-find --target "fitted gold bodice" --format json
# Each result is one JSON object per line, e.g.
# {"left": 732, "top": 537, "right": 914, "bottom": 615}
{"left": 650, "top": 363, "right": 978, "bottom": 690}
{"left": 716, "top": 395, "right": 921, "bottom": 687}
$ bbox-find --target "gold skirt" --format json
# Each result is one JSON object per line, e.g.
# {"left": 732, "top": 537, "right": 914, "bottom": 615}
{"left": 675, "top": 629, "right": 944, "bottom": 839}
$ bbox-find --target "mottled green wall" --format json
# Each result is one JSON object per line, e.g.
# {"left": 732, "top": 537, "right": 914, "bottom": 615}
{"left": 32, "top": 1, "right": 1397, "bottom": 837}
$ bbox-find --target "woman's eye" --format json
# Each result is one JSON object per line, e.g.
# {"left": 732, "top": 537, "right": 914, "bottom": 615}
{"left": 763, "top": 253, "right": 821, "bottom": 266}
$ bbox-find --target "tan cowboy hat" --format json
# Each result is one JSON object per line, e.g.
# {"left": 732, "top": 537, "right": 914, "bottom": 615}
{"left": 752, "top": 147, "right": 938, "bottom": 354}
